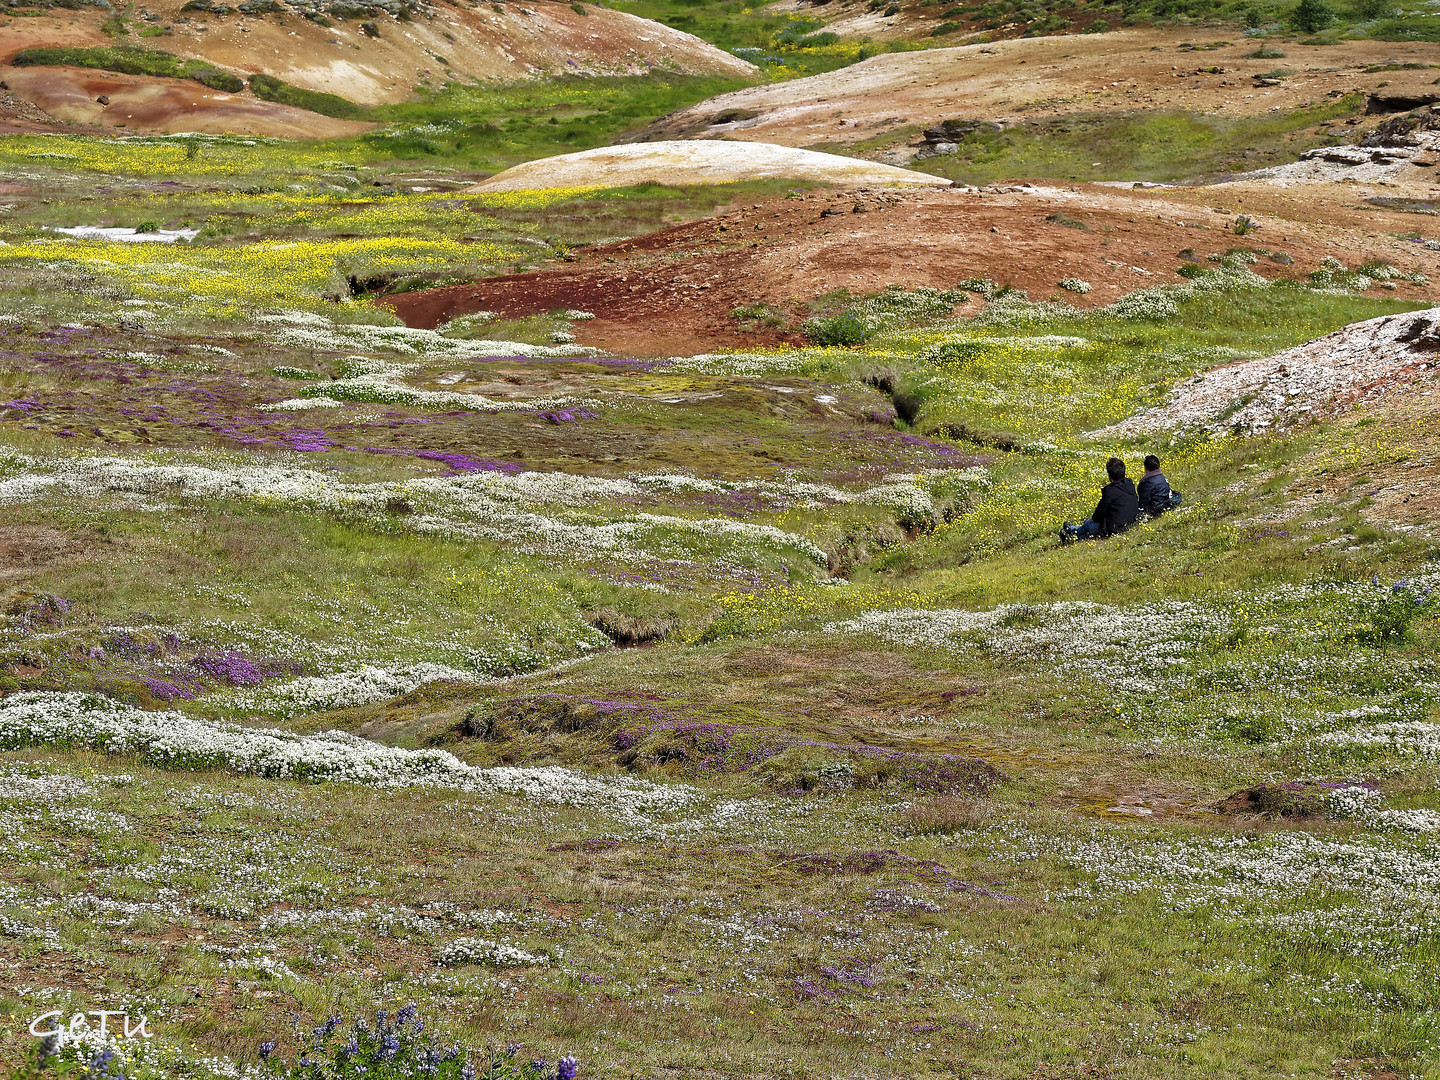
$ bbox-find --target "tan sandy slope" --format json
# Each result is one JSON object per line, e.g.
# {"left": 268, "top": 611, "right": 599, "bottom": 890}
{"left": 466, "top": 139, "right": 953, "bottom": 190}
{"left": 639, "top": 28, "right": 1440, "bottom": 154}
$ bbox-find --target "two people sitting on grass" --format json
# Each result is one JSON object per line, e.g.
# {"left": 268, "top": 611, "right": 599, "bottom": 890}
{"left": 1059, "top": 454, "right": 1182, "bottom": 545}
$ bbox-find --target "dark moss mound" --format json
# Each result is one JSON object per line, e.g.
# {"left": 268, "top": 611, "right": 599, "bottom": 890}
{"left": 12, "top": 46, "right": 243, "bottom": 92}
{"left": 1217, "top": 780, "right": 1374, "bottom": 818}
{"left": 248, "top": 73, "right": 372, "bottom": 120}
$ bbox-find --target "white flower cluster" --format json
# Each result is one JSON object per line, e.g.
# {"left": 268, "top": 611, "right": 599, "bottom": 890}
{"left": 1325, "top": 784, "right": 1382, "bottom": 818}
{"left": 255, "top": 397, "right": 345, "bottom": 412}
{"left": 828, "top": 576, "right": 1440, "bottom": 758}
{"left": 1044, "top": 826, "right": 1440, "bottom": 909}
{"left": 0, "top": 692, "right": 697, "bottom": 821}
{"left": 665, "top": 352, "right": 811, "bottom": 377}
{"left": 435, "top": 936, "right": 547, "bottom": 967}
{"left": 221, "top": 954, "right": 300, "bottom": 980}
{"left": 220, "top": 663, "right": 481, "bottom": 717}
{"left": 1327, "top": 785, "right": 1440, "bottom": 833}
{"left": 0, "top": 912, "right": 60, "bottom": 949}
{"left": 438, "top": 310, "right": 498, "bottom": 336}
{"left": 1057, "top": 278, "right": 1091, "bottom": 294}
{"left": 1313, "top": 721, "right": 1440, "bottom": 760}
{"left": 257, "top": 309, "right": 595, "bottom": 361}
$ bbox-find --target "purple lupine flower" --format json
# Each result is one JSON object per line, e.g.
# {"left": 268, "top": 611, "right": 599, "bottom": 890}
{"left": 557, "top": 1056, "right": 579, "bottom": 1080}
{"left": 259, "top": 1040, "right": 276, "bottom": 1060}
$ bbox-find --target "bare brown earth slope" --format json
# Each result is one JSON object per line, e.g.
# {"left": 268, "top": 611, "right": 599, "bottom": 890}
{"left": 0, "top": 0, "right": 754, "bottom": 133}
{"left": 385, "top": 178, "right": 1439, "bottom": 356}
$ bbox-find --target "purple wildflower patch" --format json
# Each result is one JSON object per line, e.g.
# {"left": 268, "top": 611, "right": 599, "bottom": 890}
{"left": 364, "top": 447, "right": 524, "bottom": 473}
{"left": 190, "top": 650, "right": 294, "bottom": 686}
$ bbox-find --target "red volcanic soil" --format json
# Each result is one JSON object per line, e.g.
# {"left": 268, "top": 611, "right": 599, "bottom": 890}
{"left": 383, "top": 182, "right": 1440, "bottom": 357}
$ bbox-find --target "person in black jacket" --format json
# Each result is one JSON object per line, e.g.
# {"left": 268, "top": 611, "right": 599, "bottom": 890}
{"left": 1060, "top": 457, "right": 1139, "bottom": 544}
{"left": 1137, "top": 454, "right": 1183, "bottom": 516}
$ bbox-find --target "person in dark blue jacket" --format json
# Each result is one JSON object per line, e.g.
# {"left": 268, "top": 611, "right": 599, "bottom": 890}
{"left": 1137, "top": 454, "right": 1183, "bottom": 516}
{"left": 1060, "top": 457, "right": 1139, "bottom": 544}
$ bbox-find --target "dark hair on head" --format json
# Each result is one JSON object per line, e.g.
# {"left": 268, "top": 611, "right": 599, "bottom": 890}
{"left": 1106, "top": 457, "right": 1126, "bottom": 481}
{"left": 1144, "top": 454, "right": 1160, "bottom": 471}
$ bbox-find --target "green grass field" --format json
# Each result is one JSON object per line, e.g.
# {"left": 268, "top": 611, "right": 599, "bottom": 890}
{"left": 1, "top": 123, "right": 1439, "bottom": 1080}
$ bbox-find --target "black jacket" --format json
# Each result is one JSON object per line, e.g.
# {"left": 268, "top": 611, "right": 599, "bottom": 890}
{"left": 1137, "top": 470, "right": 1172, "bottom": 515}
{"left": 1093, "top": 477, "right": 1139, "bottom": 536}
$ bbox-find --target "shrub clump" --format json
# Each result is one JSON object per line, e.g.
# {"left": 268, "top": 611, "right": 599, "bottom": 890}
{"left": 1349, "top": 578, "right": 1434, "bottom": 646}
{"left": 249, "top": 72, "right": 373, "bottom": 120}
{"left": 803, "top": 310, "right": 868, "bottom": 346}
{"left": 802, "top": 286, "right": 968, "bottom": 345}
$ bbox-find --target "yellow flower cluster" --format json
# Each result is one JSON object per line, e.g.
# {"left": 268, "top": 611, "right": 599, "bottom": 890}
{"left": 0, "top": 134, "right": 367, "bottom": 178}
{"left": 466, "top": 186, "right": 610, "bottom": 209}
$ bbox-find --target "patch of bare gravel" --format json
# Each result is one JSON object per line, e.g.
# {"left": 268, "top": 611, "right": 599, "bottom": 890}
{"left": 1093, "top": 308, "right": 1440, "bottom": 436}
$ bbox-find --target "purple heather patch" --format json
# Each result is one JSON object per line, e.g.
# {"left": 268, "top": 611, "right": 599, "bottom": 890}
{"left": 536, "top": 409, "right": 599, "bottom": 424}
{"left": 143, "top": 677, "right": 200, "bottom": 701}
{"left": 363, "top": 447, "right": 524, "bottom": 473}
{"left": 190, "top": 650, "right": 296, "bottom": 686}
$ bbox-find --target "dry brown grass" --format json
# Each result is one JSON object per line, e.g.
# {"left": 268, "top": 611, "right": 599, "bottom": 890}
{"left": 903, "top": 793, "right": 996, "bottom": 834}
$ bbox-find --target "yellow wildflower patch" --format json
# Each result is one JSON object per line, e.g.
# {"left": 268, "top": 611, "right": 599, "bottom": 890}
{"left": 0, "top": 235, "right": 517, "bottom": 315}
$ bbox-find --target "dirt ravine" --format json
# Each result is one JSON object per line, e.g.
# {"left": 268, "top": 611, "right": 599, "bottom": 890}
{"left": 385, "top": 180, "right": 1439, "bottom": 357}
{"left": 638, "top": 28, "right": 1440, "bottom": 156}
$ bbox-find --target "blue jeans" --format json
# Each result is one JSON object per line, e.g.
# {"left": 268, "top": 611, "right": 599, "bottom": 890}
{"left": 1071, "top": 519, "right": 1101, "bottom": 540}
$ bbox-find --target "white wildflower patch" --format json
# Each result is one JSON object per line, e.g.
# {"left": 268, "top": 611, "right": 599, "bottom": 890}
{"left": 222, "top": 953, "right": 300, "bottom": 980}
{"left": 435, "top": 936, "right": 548, "bottom": 967}
{"left": 0, "top": 451, "right": 831, "bottom": 568}
{"left": 438, "top": 310, "right": 498, "bottom": 335}
{"left": 257, "top": 309, "right": 596, "bottom": 361}
{"left": 1327, "top": 785, "right": 1440, "bottom": 833}
{"left": 219, "top": 663, "right": 481, "bottom": 716}
{"left": 0, "top": 692, "right": 698, "bottom": 822}
{"left": 255, "top": 397, "right": 345, "bottom": 411}
{"left": 298, "top": 353, "right": 596, "bottom": 412}
{"left": 827, "top": 599, "right": 1231, "bottom": 694}
{"left": 826, "top": 571, "right": 1440, "bottom": 750}
{"left": 666, "top": 352, "right": 811, "bottom": 377}
{"left": 1017, "top": 822, "right": 1440, "bottom": 965}
{"left": 1313, "top": 721, "right": 1440, "bottom": 760}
